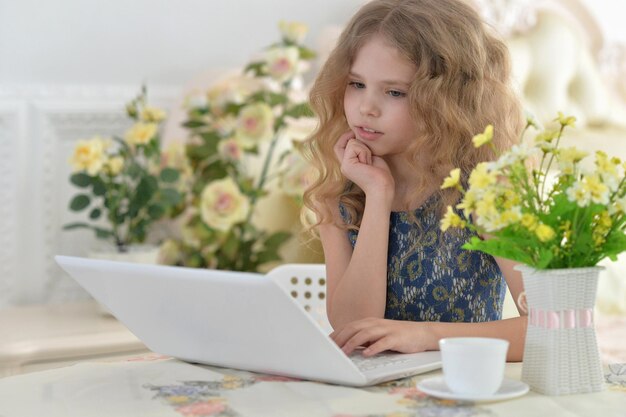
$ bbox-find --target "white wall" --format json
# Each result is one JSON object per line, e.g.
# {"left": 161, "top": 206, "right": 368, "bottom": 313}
{"left": 0, "top": 0, "right": 364, "bottom": 86}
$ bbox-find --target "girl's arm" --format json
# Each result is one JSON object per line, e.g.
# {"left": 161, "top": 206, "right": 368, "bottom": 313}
{"left": 330, "top": 257, "right": 529, "bottom": 361}
{"left": 320, "top": 133, "right": 395, "bottom": 330}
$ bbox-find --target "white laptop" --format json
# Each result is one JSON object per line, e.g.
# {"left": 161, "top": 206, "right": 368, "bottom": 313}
{"left": 55, "top": 255, "right": 441, "bottom": 386}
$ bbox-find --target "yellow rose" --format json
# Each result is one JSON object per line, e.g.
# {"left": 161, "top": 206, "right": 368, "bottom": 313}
{"left": 69, "top": 136, "right": 109, "bottom": 175}
{"left": 535, "top": 224, "right": 556, "bottom": 242}
{"left": 441, "top": 168, "right": 461, "bottom": 190}
{"left": 280, "top": 153, "right": 316, "bottom": 197}
{"left": 125, "top": 122, "right": 158, "bottom": 146}
{"left": 104, "top": 156, "right": 124, "bottom": 176}
{"left": 278, "top": 20, "right": 308, "bottom": 44}
{"left": 218, "top": 138, "right": 243, "bottom": 161}
{"left": 200, "top": 178, "right": 250, "bottom": 231}
{"left": 265, "top": 46, "right": 299, "bottom": 83}
{"left": 235, "top": 103, "right": 274, "bottom": 148}
{"left": 141, "top": 106, "right": 166, "bottom": 122}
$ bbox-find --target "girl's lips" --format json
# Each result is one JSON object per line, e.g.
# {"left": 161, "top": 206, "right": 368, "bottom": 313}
{"left": 355, "top": 126, "right": 383, "bottom": 141}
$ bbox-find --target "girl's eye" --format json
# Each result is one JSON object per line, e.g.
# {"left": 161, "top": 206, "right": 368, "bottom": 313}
{"left": 348, "top": 81, "right": 365, "bottom": 89}
{"left": 387, "top": 90, "right": 406, "bottom": 98}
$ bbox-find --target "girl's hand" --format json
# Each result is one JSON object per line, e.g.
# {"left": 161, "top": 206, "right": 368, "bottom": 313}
{"left": 334, "top": 131, "right": 394, "bottom": 197}
{"left": 330, "top": 317, "right": 435, "bottom": 357}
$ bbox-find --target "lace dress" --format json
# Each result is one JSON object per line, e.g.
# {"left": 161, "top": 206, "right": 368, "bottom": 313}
{"left": 341, "top": 195, "right": 505, "bottom": 322}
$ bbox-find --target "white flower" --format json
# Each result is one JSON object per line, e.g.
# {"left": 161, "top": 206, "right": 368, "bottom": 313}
{"left": 265, "top": 46, "right": 300, "bottom": 83}
{"left": 200, "top": 177, "right": 250, "bottom": 231}
{"left": 235, "top": 102, "right": 275, "bottom": 148}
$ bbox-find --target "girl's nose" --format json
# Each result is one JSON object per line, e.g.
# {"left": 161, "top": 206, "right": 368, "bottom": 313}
{"left": 359, "top": 94, "right": 380, "bottom": 117}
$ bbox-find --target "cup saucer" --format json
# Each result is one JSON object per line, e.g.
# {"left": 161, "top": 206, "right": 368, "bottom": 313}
{"left": 416, "top": 377, "right": 529, "bottom": 402}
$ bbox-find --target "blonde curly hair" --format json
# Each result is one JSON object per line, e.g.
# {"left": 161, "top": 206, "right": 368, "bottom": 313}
{"left": 303, "top": 0, "right": 524, "bottom": 230}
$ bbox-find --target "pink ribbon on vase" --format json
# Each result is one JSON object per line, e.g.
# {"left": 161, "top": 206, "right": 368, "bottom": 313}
{"left": 528, "top": 308, "right": 594, "bottom": 329}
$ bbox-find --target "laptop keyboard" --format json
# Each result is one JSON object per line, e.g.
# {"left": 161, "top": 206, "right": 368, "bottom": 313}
{"left": 349, "top": 351, "right": 413, "bottom": 372}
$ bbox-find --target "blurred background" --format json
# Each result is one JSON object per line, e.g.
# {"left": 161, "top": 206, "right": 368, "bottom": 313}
{"left": 1, "top": 0, "right": 626, "bottom": 377}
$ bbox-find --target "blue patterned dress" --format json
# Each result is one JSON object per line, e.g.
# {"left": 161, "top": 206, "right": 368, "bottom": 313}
{"left": 341, "top": 195, "right": 505, "bottom": 322}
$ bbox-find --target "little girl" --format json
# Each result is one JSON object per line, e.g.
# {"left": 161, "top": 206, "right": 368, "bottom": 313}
{"left": 303, "top": 0, "right": 528, "bottom": 361}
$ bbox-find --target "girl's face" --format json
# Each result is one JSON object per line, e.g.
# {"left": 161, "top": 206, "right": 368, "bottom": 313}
{"left": 343, "top": 34, "right": 419, "bottom": 158}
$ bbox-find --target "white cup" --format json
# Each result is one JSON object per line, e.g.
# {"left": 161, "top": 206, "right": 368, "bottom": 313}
{"left": 439, "top": 337, "right": 509, "bottom": 396}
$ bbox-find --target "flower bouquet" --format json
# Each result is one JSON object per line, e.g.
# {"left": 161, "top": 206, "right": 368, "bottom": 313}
{"left": 159, "top": 21, "right": 317, "bottom": 272}
{"left": 64, "top": 87, "right": 185, "bottom": 253}
{"left": 440, "top": 113, "right": 626, "bottom": 395}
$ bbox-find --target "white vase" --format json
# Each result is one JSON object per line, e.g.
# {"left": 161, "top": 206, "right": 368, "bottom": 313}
{"left": 87, "top": 243, "right": 160, "bottom": 315}
{"left": 518, "top": 265, "right": 605, "bottom": 395}
{"left": 87, "top": 243, "right": 160, "bottom": 264}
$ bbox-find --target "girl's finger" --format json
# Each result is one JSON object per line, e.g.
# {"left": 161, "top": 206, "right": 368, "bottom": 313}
{"left": 334, "top": 131, "right": 356, "bottom": 161}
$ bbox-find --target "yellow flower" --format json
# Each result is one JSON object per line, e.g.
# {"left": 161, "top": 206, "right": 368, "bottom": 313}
{"left": 441, "top": 168, "right": 461, "bottom": 189}
{"left": 557, "top": 147, "right": 588, "bottom": 175}
{"left": 69, "top": 136, "right": 109, "bottom": 175}
{"left": 235, "top": 102, "right": 275, "bottom": 148}
{"left": 584, "top": 174, "right": 610, "bottom": 205}
{"left": 556, "top": 112, "right": 576, "bottom": 127}
{"left": 440, "top": 206, "right": 466, "bottom": 231}
{"left": 140, "top": 106, "right": 166, "bottom": 122}
{"left": 501, "top": 189, "right": 521, "bottom": 209}
{"left": 265, "top": 46, "right": 300, "bottom": 83}
{"left": 471, "top": 124, "right": 493, "bottom": 148}
{"left": 468, "top": 163, "right": 497, "bottom": 189}
{"left": 200, "top": 177, "right": 250, "bottom": 231}
{"left": 534, "top": 129, "right": 559, "bottom": 144}
{"left": 280, "top": 153, "right": 316, "bottom": 197}
{"left": 535, "top": 224, "right": 556, "bottom": 242}
{"left": 521, "top": 214, "right": 538, "bottom": 231}
{"left": 104, "top": 156, "right": 124, "bottom": 176}
{"left": 456, "top": 189, "right": 477, "bottom": 217}
{"left": 499, "top": 209, "right": 522, "bottom": 226}
{"left": 125, "top": 122, "right": 158, "bottom": 146}
{"left": 278, "top": 20, "right": 308, "bottom": 44}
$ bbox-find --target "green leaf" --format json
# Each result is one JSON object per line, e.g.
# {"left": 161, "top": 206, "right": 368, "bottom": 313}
{"left": 182, "top": 120, "right": 207, "bottom": 129}
{"left": 89, "top": 208, "right": 102, "bottom": 220}
{"left": 92, "top": 178, "right": 106, "bottom": 196}
{"left": 298, "top": 46, "right": 317, "bottom": 60}
{"left": 148, "top": 204, "right": 166, "bottom": 220}
{"left": 63, "top": 222, "right": 91, "bottom": 230}
{"left": 160, "top": 188, "right": 183, "bottom": 206}
{"left": 95, "top": 227, "right": 113, "bottom": 239}
{"left": 264, "top": 231, "right": 291, "bottom": 251}
{"left": 160, "top": 168, "right": 180, "bottom": 183}
{"left": 69, "top": 194, "right": 90, "bottom": 211}
{"left": 244, "top": 61, "right": 266, "bottom": 76}
{"left": 284, "top": 103, "right": 314, "bottom": 118}
{"left": 70, "top": 173, "right": 92, "bottom": 188}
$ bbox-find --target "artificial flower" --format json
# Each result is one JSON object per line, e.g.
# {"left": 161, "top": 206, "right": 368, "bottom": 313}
{"left": 200, "top": 177, "right": 250, "bottom": 231}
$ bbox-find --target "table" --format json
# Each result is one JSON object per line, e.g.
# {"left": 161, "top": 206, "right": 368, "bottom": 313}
{"left": 0, "top": 354, "right": 624, "bottom": 417}
{"left": 0, "top": 301, "right": 148, "bottom": 377}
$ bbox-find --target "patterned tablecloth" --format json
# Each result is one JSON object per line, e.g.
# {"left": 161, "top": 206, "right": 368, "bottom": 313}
{"left": 0, "top": 354, "right": 624, "bottom": 417}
